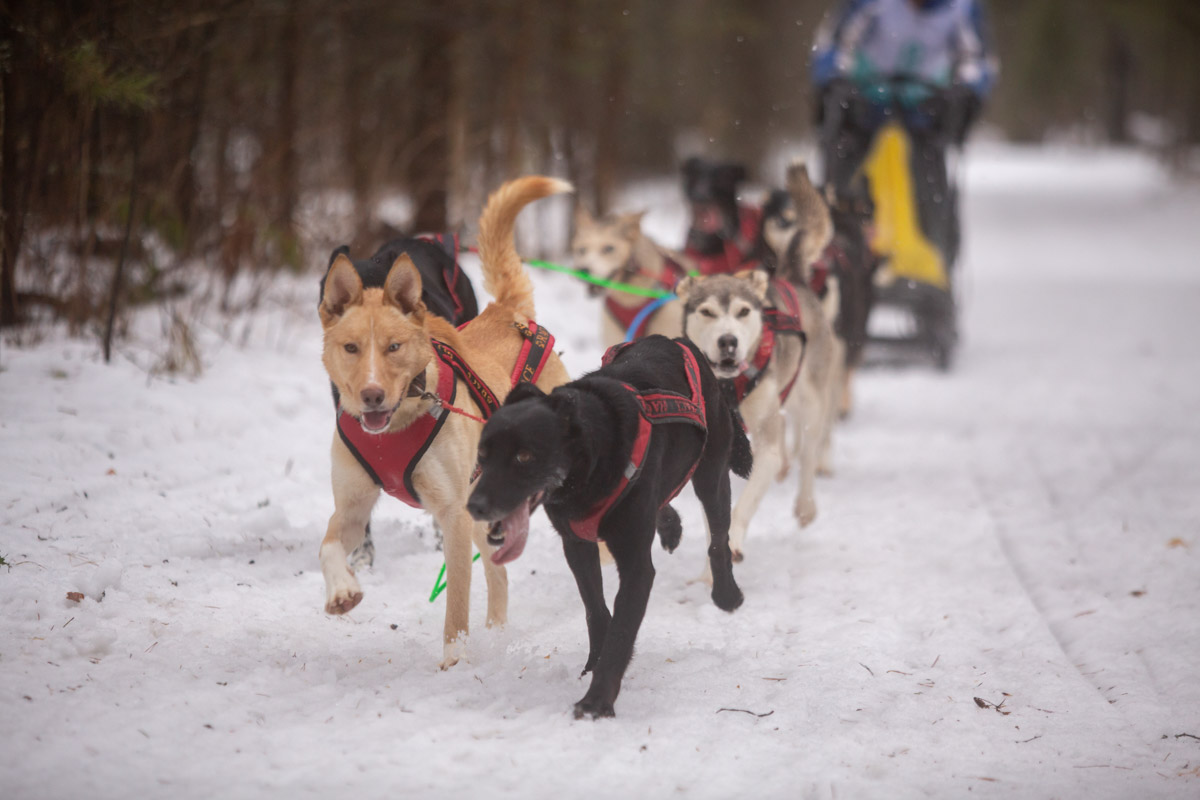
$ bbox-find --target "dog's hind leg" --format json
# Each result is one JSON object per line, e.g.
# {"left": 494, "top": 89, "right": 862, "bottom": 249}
{"left": 728, "top": 407, "right": 786, "bottom": 561}
{"left": 348, "top": 522, "right": 375, "bottom": 570}
{"left": 559, "top": 533, "right": 610, "bottom": 675}
{"left": 468, "top": 518, "right": 508, "bottom": 629}
{"left": 573, "top": 514, "right": 656, "bottom": 719}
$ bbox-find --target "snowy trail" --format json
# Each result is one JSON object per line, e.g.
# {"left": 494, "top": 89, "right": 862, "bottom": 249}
{"left": 2, "top": 145, "right": 1199, "bottom": 799}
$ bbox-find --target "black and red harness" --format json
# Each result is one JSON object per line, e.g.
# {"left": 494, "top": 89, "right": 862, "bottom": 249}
{"left": 336, "top": 320, "right": 555, "bottom": 508}
{"left": 732, "top": 279, "right": 807, "bottom": 404}
{"left": 417, "top": 232, "right": 473, "bottom": 322}
{"left": 604, "top": 255, "right": 688, "bottom": 340}
{"left": 685, "top": 204, "right": 764, "bottom": 276}
{"left": 565, "top": 341, "right": 708, "bottom": 543}
{"left": 808, "top": 240, "right": 852, "bottom": 301}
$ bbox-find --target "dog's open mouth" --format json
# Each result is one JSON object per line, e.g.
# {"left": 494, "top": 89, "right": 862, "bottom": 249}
{"left": 709, "top": 355, "right": 748, "bottom": 379}
{"left": 487, "top": 491, "right": 545, "bottom": 566}
{"left": 360, "top": 407, "right": 396, "bottom": 433}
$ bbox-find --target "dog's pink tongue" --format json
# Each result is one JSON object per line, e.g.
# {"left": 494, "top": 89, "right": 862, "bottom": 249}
{"left": 361, "top": 411, "right": 390, "bottom": 432}
{"left": 491, "top": 501, "right": 530, "bottom": 565}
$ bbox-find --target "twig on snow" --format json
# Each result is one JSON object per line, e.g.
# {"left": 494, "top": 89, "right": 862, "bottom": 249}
{"left": 717, "top": 708, "right": 775, "bottom": 718}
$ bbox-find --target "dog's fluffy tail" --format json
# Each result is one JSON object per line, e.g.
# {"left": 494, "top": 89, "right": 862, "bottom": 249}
{"left": 477, "top": 175, "right": 573, "bottom": 319}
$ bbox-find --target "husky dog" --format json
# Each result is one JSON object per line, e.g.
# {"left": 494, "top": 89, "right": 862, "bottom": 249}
{"left": 759, "top": 162, "right": 846, "bottom": 463}
{"left": 317, "top": 176, "right": 571, "bottom": 669}
{"left": 675, "top": 263, "right": 837, "bottom": 565}
{"left": 571, "top": 207, "right": 692, "bottom": 347}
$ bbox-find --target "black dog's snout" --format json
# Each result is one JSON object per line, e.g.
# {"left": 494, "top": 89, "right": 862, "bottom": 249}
{"left": 466, "top": 493, "right": 490, "bottom": 521}
{"left": 718, "top": 334, "right": 738, "bottom": 357}
{"left": 360, "top": 386, "right": 385, "bottom": 408}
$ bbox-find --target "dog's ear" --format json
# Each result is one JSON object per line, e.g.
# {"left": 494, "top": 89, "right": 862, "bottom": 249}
{"left": 320, "top": 253, "right": 363, "bottom": 324}
{"left": 674, "top": 275, "right": 696, "bottom": 304}
{"left": 328, "top": 244, "right": 351, "bottom": 269}
{"left": 505, "top": 381, "right": 546, "bottom": 407}
{"left": 383, "top": 253, "right": 426, "bottom": 316}
{"left": 747, "top": 269, "right": 770, "bottom": 301}
{"left": 617, "top": 210, "right": 646, "bottom": 236}
{"left": 574, "top": 204, "right": 595, "bottom": 230}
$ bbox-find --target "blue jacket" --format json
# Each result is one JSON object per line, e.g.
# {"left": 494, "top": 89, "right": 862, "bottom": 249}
{"left": 812, "top": 0, "right": 997, "bottom": 97}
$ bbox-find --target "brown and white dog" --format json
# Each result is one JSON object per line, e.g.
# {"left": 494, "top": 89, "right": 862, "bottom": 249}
{"left": 317, "top": 176, "right": 572, "bottom": 668}
{"left": 570, "top": 207, "right": 692, "bottom": 348}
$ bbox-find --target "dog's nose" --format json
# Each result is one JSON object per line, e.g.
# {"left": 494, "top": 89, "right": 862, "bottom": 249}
{"left": 466, "top": 493, "right": 489, "bottom": 521}
{"left": 718, "top": 334, "right": 738, "bottom": 357}
{"left": 360, "top": 386, "right": 385, "bottom": 408}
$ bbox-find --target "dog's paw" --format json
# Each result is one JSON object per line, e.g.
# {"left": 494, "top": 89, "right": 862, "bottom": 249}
{"left": 712, "top": 582, "right": 744, "bottom": 613}
{"left": 325, "top": 586, "right": 364, "bottom": 615}
{"left": 794, "top": 496, "right": 818, "bottom": 527}
{"left": 439, "top": 642, "right": 464, "bottom": 670}
{"left": 573, "top": 697, "right": 616, "bottom": 720}
{"left": 730, "top": 548, "right": 744, "bottom": 563}
{"left": 817, "top": 461, "right": 835, "bottom": 478}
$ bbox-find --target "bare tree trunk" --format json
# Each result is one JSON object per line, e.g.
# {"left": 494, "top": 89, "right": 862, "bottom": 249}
{"left": 276, "top": 2, "right": 300, "bottom": 241}
{"left": 593, "top": 39, "right": 628, "bottom": 215}
{"left": 1103, "top": 26, "right": 1133, "bottom": 145}
{"left": 104, "top": 117, "right": 140, "bottom": 363}
{"left": 410, "top": 5, "right": 456, "bottom": 233}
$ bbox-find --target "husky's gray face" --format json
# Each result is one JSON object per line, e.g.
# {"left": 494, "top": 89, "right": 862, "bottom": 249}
{"left": 571, "top": 209, "right": 641, "bottom": 297}
{"left": 677, "top": 272, "right": 769, "bottom": 379}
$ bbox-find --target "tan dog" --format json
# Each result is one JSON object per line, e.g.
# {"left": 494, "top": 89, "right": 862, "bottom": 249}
{"left": 676, "top": 265, "right": 837, "bottom": 570}
{"left": 761, "top": 161, "right": 846, "bottom": 472}
{"left": 571, "top": 207, "right": 693, "bottom": 347}
{"left": 317, "top": 176, "right": 571, "bottom": 668}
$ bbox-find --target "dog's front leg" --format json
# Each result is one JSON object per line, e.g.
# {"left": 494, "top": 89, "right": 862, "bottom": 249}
{"left": 728, "top": 407, "right": 785, "bottom": 560}
{"left": 559, "top": 532, "right": 610, "bottom": 675}
{"left": 574, "top": 528, "right": 655, "bottom": 719}
{"left": 434, "top": 505, "right": 477, "bottom": 669}
{"left": 691, "top": 456, "right": 744, "bottom": 612}
{"left": 793, "top": 379, "right": 822, "bottom": 526}
{"left": 321, "top": 435, "right": 380, "bottom": 615}
{"left": 468, "top": 518, "right": 508, "bottom": 629}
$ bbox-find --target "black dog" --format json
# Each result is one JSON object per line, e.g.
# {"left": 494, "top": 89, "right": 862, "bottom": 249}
{"left": 323, "top": 234, "right": 478, "bottom": 327}
{"left": 681, "top": 157, "right": 761, "bottom": 274}
{"left": 823, "top": 175, "right": 881, "bottom": 381}
{"left": 320, "top": 234, "right": 480, "bottom": 566}
{"left": 467, "top": 335, "right": 751, "bottom": 719}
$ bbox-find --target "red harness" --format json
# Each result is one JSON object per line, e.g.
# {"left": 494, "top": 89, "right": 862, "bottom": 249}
{"left": 565, "top": 342, "right": 708, "bottom": 543}
{"left": 809, "top": 240, "right": 852, "bottom": 300}
{"left": 336, "top": 321, "right": 555, "bottom": 508}
{"left": 686, "top": 205, "right": 764, "bottom": 276}
{"left": 732, "top": 280, "right": 806, "bottom": 404}
{"left": 604, "top": 255, "right": 687, "bottom": 339}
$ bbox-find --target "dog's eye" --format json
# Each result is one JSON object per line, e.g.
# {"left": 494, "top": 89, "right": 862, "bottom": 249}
{"left": 601, "top": 245, "right": 615, "bottom": 255}
{"left": 574, "top": 247, "right": 587, "bottom": 257}
{"left": 387, "top": 342, "right": 401, "bottom": 353}
{"left": 515, "top": 450, "right": 533, "bottom": 465}
{"left": 698, "top": 308, "right": 716, "bottom": 318}
{"left": 343, "top": 343, "right": 359, "bottom": 354}
{"left": 736, "top": 307, "right": 751, "bottom": 319}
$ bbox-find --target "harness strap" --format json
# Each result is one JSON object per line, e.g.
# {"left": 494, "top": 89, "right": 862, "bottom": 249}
{"left": 417, "top": 232, "right": 468, "bottom": 321}
{"left": 731, "top": 279, "right": 807, "bottom": 404}
{"left": 570, "top": 342, "right": 708, "bottom": 543}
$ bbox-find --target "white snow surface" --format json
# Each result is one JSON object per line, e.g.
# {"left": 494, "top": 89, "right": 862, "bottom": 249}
{"left": 2, "top": 145, "right": 1199, "bottom": 799}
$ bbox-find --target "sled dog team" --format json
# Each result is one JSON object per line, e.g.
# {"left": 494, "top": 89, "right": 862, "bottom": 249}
{"left": 316, "top": 159, "right": 879, "bottom": 719}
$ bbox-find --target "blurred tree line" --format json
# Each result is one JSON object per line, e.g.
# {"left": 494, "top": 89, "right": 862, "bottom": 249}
{"left": 2, "top": 0, "right": 1199, "bottom": 338}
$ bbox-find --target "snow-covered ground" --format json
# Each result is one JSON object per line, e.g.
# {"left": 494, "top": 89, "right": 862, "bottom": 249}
{"left": 2, "top": 145, "right": 1198, "bottom": 799}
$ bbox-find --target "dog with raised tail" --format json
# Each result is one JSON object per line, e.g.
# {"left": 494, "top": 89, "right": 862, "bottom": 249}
{"left": 316, "top": 176, "right": 571, "bottom": 669}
